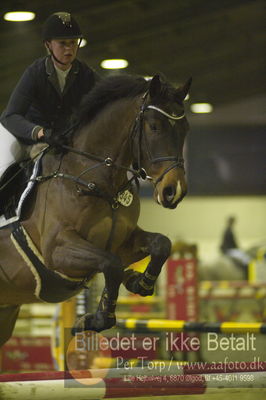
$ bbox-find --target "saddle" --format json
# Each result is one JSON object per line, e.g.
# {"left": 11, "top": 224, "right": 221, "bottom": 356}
{"left": 0, "top": 157, "right": 42, "bottom": 229}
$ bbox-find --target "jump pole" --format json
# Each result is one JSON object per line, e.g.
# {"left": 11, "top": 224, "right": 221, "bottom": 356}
{"left": 1, "top": 370, "right": 266, "bottom": 400}
{"left": 1, "top": 361, "right": 266, "bottom": 399}
{"left": 116, "top": 319, "right": 266, "bottom": 334}
{"left": 0, "top": 372, "right": 206, "bottom": 400}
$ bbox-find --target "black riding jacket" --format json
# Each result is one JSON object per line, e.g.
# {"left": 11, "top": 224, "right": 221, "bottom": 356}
{"left": 0, "top": 56, "right": 98, "bottom": 144}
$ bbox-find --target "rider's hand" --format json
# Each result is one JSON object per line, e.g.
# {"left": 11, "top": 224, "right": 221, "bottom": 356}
{"left": 37, "top": 128, "right": 45, "bottom": 140}
{"left": 40, "top": 128, "right": 66, "bottom": 148}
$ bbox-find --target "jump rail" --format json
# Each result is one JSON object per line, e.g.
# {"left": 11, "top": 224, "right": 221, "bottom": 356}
{"left": 0, "top": 367, "right": 266, "bottom": 400}
{"left": 116, "top": 319, "right": 266, "bottom": 333}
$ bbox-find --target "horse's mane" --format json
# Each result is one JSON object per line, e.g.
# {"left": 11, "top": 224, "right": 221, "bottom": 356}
{"left": 77, "top": 74, "right": 181, "bottom": 128}
{"left": 78, "top": 74, "right": 149, "bottom": 127}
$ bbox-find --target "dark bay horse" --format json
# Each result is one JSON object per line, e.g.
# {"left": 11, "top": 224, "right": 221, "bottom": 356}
{"left": 0, "top": 74, "right": 191, "bottom": 346}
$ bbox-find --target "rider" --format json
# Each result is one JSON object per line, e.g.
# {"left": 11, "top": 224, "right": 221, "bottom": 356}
{"left": 220, "top": 216, "right": 251, "bottom": 270}
{"left": 0, "top": 11, "right": 99, "bottom": 178}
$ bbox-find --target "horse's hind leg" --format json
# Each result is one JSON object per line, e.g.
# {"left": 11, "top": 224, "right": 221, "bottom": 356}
{"left": 0, "top": 305, "right": 20, "bottom": 347}
{"left": 122, "top": 227, "right": 171, "bottom": 296}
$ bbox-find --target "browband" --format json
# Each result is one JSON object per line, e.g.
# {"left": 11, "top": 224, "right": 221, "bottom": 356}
{"left": 146, "top": 105, "right": 185, "bottom": 120}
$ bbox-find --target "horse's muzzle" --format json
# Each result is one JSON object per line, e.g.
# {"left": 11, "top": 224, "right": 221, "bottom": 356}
{"left": 156, "top": 181, "right": 187, "bottom": 209}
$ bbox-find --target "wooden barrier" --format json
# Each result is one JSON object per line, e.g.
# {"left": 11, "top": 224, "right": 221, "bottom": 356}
{"left": 116, "top": 319, "right": 266, "bottom": 334}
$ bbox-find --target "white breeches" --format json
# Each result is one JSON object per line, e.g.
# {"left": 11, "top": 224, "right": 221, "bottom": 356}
{"left": 0, "top": 123, "right": 27, "bottom": 178}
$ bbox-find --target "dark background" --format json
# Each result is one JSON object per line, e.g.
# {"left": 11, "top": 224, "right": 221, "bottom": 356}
{"left": 187, "top": 126, "right": 266, "bottom": 195}
{"left": 0, "top": 0, "right": 265, "bottom": 195}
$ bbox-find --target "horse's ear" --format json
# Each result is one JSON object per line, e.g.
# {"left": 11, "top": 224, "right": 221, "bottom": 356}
{"left": 149, "top": 74, "right": 162, "bottom": 99}
{"left": 175, "top": 77, "right": 192, "bottom": 101}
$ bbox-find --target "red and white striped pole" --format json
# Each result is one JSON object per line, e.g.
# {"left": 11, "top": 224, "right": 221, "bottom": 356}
{"left": 0, "top": 373, "right": 205, "bottom": 400}
{"left": 0, "top": 367, "right": 266, "bottom": 400}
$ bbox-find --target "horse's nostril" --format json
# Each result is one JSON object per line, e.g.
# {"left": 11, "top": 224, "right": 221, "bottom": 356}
{"left": 163, "top": 185, "right": 176, "bottom": 202}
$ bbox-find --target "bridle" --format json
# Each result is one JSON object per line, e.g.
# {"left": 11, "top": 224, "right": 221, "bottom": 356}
{"left": 132, "top": 94, "right": 186, "bottom": 186}
{"left": 146, "top": 105, "right": 185, "bottom": 121}
{"left": 33, "top": 92, "right": 186, "bottom": 207}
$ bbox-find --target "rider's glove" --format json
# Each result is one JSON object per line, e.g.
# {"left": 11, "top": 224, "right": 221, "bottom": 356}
{"left": 40, "top": 129, "right": 66, "bottom": 148}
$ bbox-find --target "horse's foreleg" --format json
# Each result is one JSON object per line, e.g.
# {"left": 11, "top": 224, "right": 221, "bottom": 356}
{"left": 49, "top": 229, "right": 124, "bottom": 332}
{"left": 88, "top": 267, "right": 124, "bottom": 331}
{"left": 0, "top": 305, "right": 20, "bottom": 347}
{"left": 122, "top": 227, "right": 171, "bottom": 296}
{"left": 78, "top": 264, "right": 124, "bottom": 333}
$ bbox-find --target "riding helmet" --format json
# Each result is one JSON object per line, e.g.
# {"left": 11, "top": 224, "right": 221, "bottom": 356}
{"left": 42, "top": 12, "right": 82, "bottom": 41}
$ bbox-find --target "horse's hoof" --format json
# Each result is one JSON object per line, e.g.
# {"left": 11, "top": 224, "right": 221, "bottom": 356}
{"left": 123, "top": 270, "right": 154, "bottom": 296}
{"left": 72, "top": 312, "right": 116, "bottom": 334}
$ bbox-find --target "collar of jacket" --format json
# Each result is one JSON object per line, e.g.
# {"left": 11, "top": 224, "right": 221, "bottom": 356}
{"left": 45, "top": 56, "right": 80, "bottom": 96}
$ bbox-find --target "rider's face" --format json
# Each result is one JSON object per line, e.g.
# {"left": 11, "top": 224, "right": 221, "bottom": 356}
{"left": 48, "top": 38, "right": 79, "bottom": 69}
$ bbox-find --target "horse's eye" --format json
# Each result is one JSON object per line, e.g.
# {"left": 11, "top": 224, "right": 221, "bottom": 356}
{"left": 149, "top": 122, "right": 159, "bottom": 132}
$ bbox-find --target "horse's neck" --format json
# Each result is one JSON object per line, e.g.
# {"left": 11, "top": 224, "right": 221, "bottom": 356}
{"left": 76, "top": 98, "right": 138, "bottom": 165}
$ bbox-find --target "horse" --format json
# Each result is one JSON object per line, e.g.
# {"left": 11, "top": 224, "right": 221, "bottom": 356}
{"left": 198, "top": 256, "right": 247, "bottom": 281}
{"left": 0, "top": 74, "right": 191, "bottom": 346}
